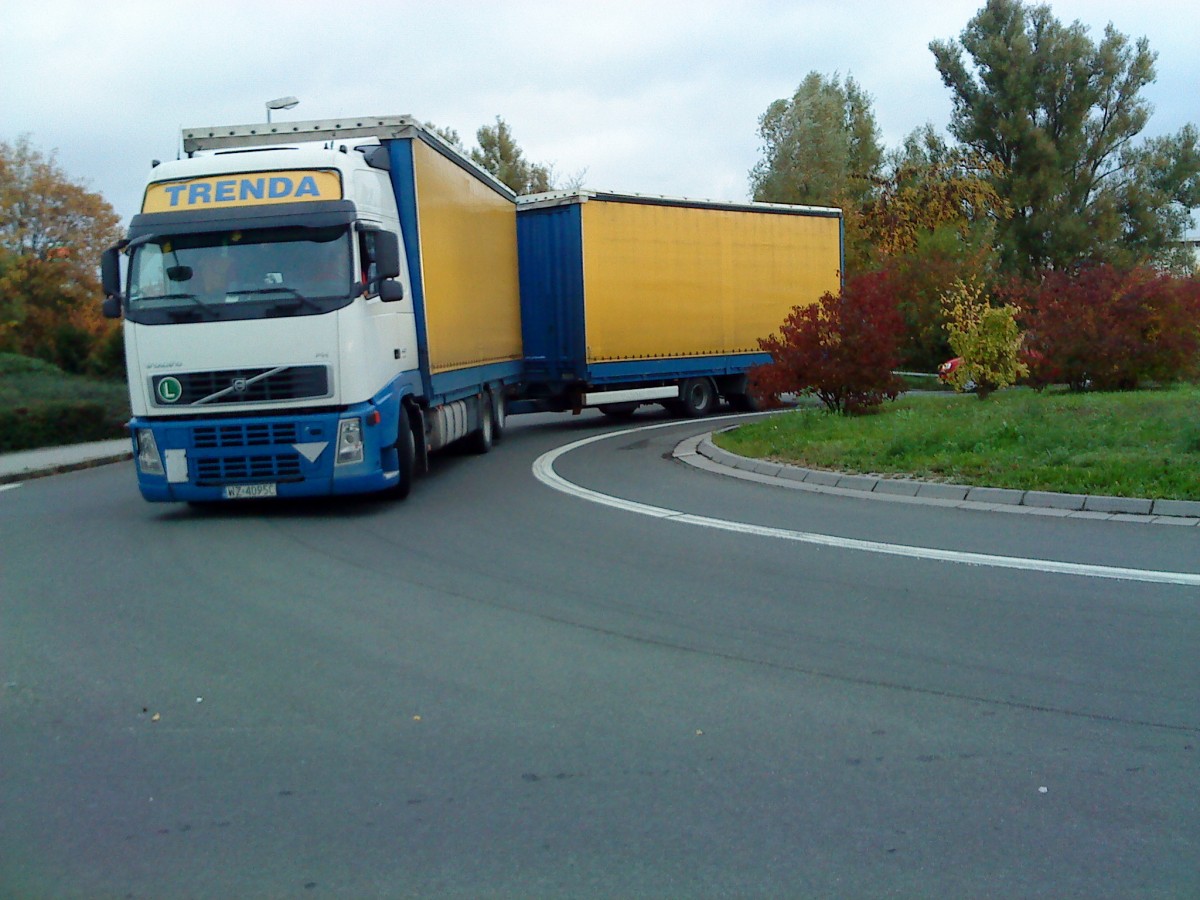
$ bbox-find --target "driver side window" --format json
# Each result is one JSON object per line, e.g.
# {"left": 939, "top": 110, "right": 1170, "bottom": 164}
{"left": 358, "top": 230, "right": 379, "bottom": 297}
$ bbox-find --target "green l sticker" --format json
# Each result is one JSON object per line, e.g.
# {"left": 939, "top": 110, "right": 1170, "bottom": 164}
{"left": 157, "top": 376, "right": 182, "bottom": 403}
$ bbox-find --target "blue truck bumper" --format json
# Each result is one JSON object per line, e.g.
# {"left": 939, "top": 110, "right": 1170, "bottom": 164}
{"left": 130, "top": 399, "right": 402, "bottom": 503}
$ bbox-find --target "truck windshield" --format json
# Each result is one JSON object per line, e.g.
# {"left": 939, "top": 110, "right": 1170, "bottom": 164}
{"left": 125, "top": 225, "right": 354, "bottom": 324}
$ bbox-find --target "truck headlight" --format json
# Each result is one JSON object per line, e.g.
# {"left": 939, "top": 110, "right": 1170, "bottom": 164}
{"left": 336, "top": 417, "right": 364, "bottom": 466}
{"left": 136, "top": 428, "right": 164, "bottom": 475}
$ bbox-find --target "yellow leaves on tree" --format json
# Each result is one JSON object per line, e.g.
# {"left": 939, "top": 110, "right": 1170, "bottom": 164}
{"left": 941, "top": 277, "right": 1027, "bottom": 399}
{"left": 863, "top": 152, "right": 1009, "bottom": 259}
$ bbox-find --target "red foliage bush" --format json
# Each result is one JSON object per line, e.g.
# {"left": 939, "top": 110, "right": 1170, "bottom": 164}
{"left": 1020, "top": 265, "right": 1200, "bottom": 391}
{"left": 750, "top": 270, "right": 905, "bottom": 414}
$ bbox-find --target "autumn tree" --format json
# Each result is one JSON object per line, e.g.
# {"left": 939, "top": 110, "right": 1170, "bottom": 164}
{"left": 0, "top": 135, "right": 123, "bottom": 371}
{"left": 931, "top": 0, "right": 1200, "bottom": 273}
{"left": 853, "top": 127, "right": 1011, "bottom": 369}
{"left": 471, "top": 117, "right": 554, "bottom": 194}
{"left": 865, "top": 126, "right": 1009, "bottom": 258}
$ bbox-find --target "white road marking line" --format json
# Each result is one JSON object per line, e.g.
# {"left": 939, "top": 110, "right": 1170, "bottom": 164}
{"left": 532, "top": 417, "right": 1200, "bottom": 587}
{"left": 0, "top": 483, "right": 22, "bottom": 494}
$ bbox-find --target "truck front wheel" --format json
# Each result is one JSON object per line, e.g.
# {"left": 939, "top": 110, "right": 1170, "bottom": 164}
{"left": 673, "top": 377, "right": 717, "bottom": 418}
{"left": 393, "top": 404, "right": 417, "bottom": 499}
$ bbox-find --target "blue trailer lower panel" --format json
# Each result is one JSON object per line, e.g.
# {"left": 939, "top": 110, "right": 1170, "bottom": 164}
{"left": 585, "top": 353, "right": 770, "bottom": 384}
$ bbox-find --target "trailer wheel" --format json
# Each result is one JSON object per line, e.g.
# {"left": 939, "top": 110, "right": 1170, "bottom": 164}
{"left": 598, "top": 402, "right": 638, "bottom": 419}
{"left": 393, "top": 403, "right": 417, "bottom": 499}
{"left": 728, "top": 392, "right": 760, "bottom": 412}
{"left": 467, "top": 395, "right": 494, "bottom": 454}
{"left": 674, "top": 377, "right": 718, "bottom": 418}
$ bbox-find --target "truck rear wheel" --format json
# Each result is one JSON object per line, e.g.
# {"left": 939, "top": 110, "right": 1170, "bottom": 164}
{"left": 673, "top": 377, "right": 717, "bottom": 418}
{"left": 467, "top": 395, "right": 494, "bottom": 454}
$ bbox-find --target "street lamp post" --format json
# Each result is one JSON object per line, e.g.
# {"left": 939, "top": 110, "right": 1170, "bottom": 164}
{"left": 265, "top": 96, "right": 299, "bottom": 123}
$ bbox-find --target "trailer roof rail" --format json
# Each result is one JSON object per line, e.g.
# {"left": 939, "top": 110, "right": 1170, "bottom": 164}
{"left": 182, "top": 115, "right": 423, "bottom": 154}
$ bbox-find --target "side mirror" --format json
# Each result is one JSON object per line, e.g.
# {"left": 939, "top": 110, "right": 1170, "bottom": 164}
{"left": 379, "top": 280, "right": 405, "bottom": 302}
{"left": 101, "top": 246, "right": 123, "bottom": 297}
{"left": 101, "top": 246, "right": 124, "bottom": 318}
{"left": 373, "top": 231, "right": 401, "bottom": 280}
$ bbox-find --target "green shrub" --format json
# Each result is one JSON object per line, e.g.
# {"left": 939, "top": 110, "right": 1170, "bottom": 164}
{"left": 85, "top": 327, "right": 127, "bottom": 381}
{"left": 0, "top": 402, "right": 127, "bottom": 452}
{"left": 0, "top": 351, "right": 63, "bottom": 377}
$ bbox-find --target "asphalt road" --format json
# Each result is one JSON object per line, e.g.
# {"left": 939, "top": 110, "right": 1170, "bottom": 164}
{"left": 2, "top": 410, "right": 1197, "bottom": 898}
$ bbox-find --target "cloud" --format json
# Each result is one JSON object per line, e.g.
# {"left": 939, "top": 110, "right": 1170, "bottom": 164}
{"left": 2, "top": 0, "right": 1194, "bottom": 224}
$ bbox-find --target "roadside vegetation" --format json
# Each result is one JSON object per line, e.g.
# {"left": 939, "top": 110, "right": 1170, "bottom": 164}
{"left": 715, "top": 386, "right": 1200, "bottom": 501}
{"left": 0, "top": 353, "right": 129, "bottom": 452}
{"left": 727, "top": 2, "right": 1200, "bottom": 503}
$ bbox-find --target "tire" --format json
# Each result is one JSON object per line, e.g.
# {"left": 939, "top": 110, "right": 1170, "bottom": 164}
{"left": 728, "top": 392, "right": 760, "bottom": 412}
{"left": 466, "top": 394, "right": 493, "bottom": 454}
{"left": 392, "top": 403, "right": 416, "bottom": 499}
{"left": 673, "top": 377, "right": 718, "bottom": 418}
{"left": 490, "top": 388, "right": 507, "bottom": 441}
{"left": 598, "top": 402, "right": 638, "bottom": 419}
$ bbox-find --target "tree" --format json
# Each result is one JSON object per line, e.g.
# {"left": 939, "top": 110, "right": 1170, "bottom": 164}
{"left": 471, "top": 117, "right": 553, "bottom": 194}
{"left": 750, "top": 72, "right": 884, "bottom": 274}
{"left": 930, "top": 0, "right": 1200, "bottom": 274}
{"left": 854, "top": 129, "right": 1010, "bottom": 369}
{"left": 751, "top": 271, "right": 905, "bottom": 415}
{"left": 865, "top": 126, "right": 1009, "bottom": 258}
{"left": 0, "top": 136, "right": 123, "bottom": 371}
{"left": 750, "top": 72, "right": 883, "bottom": 210}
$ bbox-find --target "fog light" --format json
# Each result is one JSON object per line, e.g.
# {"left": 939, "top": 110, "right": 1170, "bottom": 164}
{"left": 336, "top": 417, "right": 364, "bottom": 466}
{"left": 136, "top": 428, "right": 164, "bottom": 475}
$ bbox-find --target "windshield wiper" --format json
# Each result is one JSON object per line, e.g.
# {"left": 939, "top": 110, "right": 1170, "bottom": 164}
{"left": 143, "top": 291, "right": 219, "bottom": 318}
{"left": 232, "top": 286, "right": 324, "bottom": 312}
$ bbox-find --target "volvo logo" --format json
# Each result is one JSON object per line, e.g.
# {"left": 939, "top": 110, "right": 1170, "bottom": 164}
{"left": 231, "top": 378, "right": 248, "bottom": 394}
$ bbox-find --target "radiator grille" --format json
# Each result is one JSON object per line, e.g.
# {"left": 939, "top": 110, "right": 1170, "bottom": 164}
{"left": 152, "top": 366, "right": 329, "bottom": 406}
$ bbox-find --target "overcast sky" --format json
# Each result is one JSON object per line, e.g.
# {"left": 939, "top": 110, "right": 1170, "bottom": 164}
{"left": 3, "top": 0, "right": 1196, "bottom": 226}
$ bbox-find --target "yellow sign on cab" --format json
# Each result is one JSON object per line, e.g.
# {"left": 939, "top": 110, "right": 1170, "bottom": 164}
{"left": 142, "top": 169, "right": 342, "bottom": 213}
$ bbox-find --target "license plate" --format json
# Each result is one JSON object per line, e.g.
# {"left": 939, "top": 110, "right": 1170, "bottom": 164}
{"left": 223, "top": 483, "right": 277, "bottom": 499}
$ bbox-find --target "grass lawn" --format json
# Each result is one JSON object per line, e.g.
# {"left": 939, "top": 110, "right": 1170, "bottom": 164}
{"left": 713, "top": 384, "right": 1200, "bottom": 501}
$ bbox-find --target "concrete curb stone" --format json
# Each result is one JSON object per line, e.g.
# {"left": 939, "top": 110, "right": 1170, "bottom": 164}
{"left": 692, "top": 432, "right": 1198, "bottom": 524}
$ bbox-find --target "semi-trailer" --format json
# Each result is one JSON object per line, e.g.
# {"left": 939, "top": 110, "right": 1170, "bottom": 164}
{"left": 101, "top": 116, "right": 521, "bottom": 502}
{"left": 513, "top": 190, "right": 843, "bottom": 417}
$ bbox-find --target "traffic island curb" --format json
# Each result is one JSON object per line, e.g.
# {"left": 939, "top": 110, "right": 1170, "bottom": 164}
{"left": 678, "top": 432, "right": 1200, "bottom": 526}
